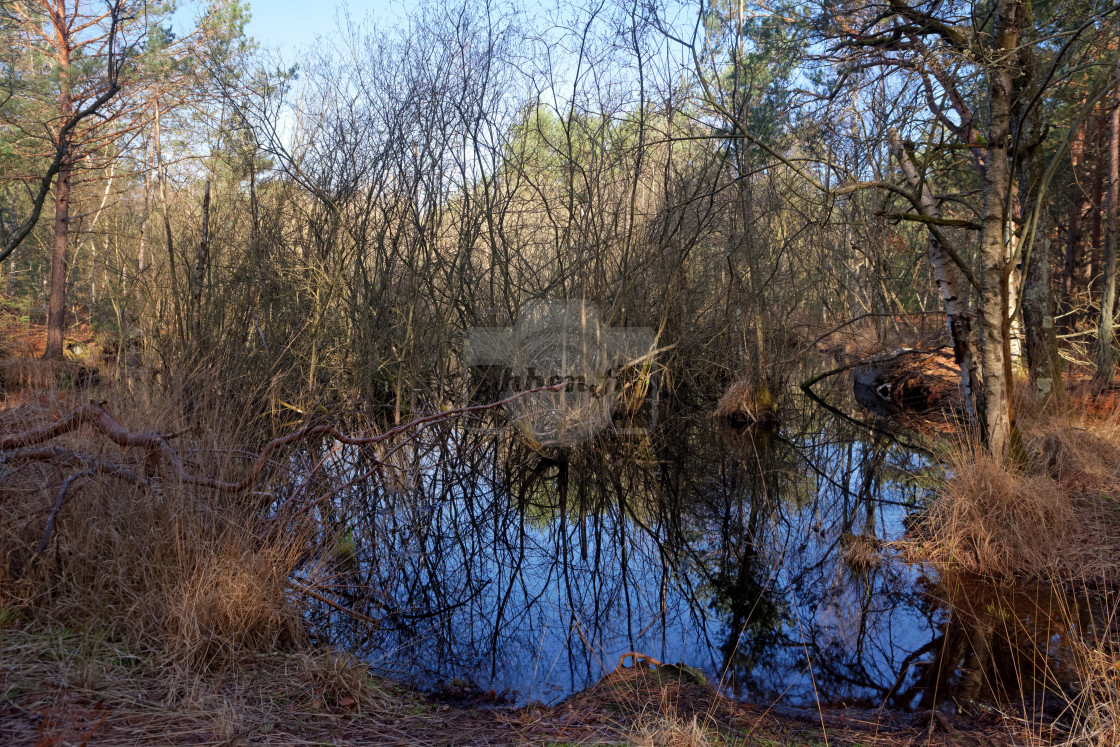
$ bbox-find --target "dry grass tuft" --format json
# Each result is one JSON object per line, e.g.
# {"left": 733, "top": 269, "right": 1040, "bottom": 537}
{"left": 0, "top": 358, "right": 58, "bottom": 391}
{"left": 630, "top": 710, "right": 716, "bottom": 747}
{"left": 841, "top": 531, "right": 882, "bottom": 573}
{"left": 713, "top": 378, "right": 777, "bottom": 425}
{"left": 0, "top": 466, "right": 308, "bottom": 669}
{"left": 164, "top": 540, "right": 305, "bottom": 668}
{"left": 901, "top": 388, "right": 1120, "bottom": 729}
{"left": 1031, "top": 425, "right": 1120, "bottom": 494}
{"left": 917, "top": 449, "right": 1072, "bottom": 577}
{"left": 0, "top": 358, "right": 99, "bottom": 393}
{"left": 1053, "top": 636, "right": 1120, "bottom": 746}
{"left": 0, "top": 379, "right": 315, "bottom": 671}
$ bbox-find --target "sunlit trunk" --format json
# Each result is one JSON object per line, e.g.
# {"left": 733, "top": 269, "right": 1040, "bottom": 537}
{"left": 1092, "top": 55, "right": 1120, "bottom": 391}
{"left": 44, "top": 155, "right": 71, "bottom": 359}
{"left": 976, "top": 0, "right": 1021, "bottom": 462}
{"left": 888, "top": 129, "right": 981, "bottom": 422}
{"left": 45, "top": 38, "right": 74, "bottom": 360}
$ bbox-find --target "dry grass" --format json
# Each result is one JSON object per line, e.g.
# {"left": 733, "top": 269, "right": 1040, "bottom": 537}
{"left": 917, "top": 449, "right": 1072, "bottom": 577}
{"left": 906, "top": 386, "right": 1120, "bottom": 585}
{"left": 0, "top": 375, "right": 317, "bottom": 673}
{"left": 629, "top": 709, "right": 716, "bottom": 747}
{"left": 1, "top": 460, "right": 309, "bottom": 670}
{"left": 163, "top": 538, "right": 306, "bottom": 668}
{"left": 841, "top": 531, "right": 882, "bottom": 573}
{"left": 1055, "top": 634, "right": 1120, "bottom": 746}
{"left": 0, "top": 624, "right": 403, "bottom": 745}
{"left": 713, "top": 378, "right": 778, "bottom": 425}
{"left": 0, "top": 371, "right": 413, "bottom": 743}
{"left": 897, "top": 385, "right": 1120, "bottom": 742}
{"left": 0, "top": 357, "right": 99, "bottom": 393}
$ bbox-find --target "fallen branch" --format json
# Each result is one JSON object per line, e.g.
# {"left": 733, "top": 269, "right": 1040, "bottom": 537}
{"left": 287, "top": 580, "right": 380, "bottom": 626}
{"left": 0, "top": 382, "right": 574, "bottom": 493}
{"left": 37, "top": 470, "right": 93, "bottom": 556}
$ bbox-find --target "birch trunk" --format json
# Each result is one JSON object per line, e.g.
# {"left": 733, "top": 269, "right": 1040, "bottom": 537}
{"left": 888, "top": 129, "right": 982, "bottom": 421}
{"left": 976, "top": 0, "right": 1020, "bottom": 462}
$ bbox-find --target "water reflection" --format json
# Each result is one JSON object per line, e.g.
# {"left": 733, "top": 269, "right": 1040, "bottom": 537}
{"left": 297, "top": 399, "right": 940, "bottom": 708}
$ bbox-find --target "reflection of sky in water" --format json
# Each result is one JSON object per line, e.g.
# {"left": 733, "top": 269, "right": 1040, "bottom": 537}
{"left": 301, "top": 411, "right": 940, "bottom": 708}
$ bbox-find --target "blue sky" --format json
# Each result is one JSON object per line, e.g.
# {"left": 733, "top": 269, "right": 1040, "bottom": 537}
{"left": 245, "top": 0, "right": 407, "bottom": 52}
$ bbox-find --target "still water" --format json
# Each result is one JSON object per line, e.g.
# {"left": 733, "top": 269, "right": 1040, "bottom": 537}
{"left": 298, "top": 399, "right": 941, "bottom": 708}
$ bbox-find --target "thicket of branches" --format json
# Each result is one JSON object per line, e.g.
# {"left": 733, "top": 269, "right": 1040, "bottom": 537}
{"left": 1, "top": 0, "right": 1117, "bottom": 452}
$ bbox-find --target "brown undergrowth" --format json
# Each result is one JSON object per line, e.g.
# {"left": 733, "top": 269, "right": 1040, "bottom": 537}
{"left": 0, "top": 389, "right": 312, "bottom": 671}
{"left": 896, "top": 385, "right": 1120, "bottom": 744}
{"left": 904, "top": 385, "right": 1120, "bottom": 585}
{"left": 0, "top": 316, "right": 1034, "bottom": 744}
{"left": 0, "top": 359, "right": 390, "bottom": 743}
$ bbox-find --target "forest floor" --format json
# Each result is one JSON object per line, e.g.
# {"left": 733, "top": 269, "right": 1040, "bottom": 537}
{"left": 0, "top": 302, "right": 1107, "bottom": 746}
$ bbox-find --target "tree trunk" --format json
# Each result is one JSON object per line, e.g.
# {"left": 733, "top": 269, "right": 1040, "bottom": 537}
{"left": 137, "top": 133, "right": 155, "bottom": 288}
{"left": 1023, "top": 220, "right": 1066, "bottom": 401}
{"left": 888, "top": 129, "right": 982, "bottom": 422}
{"left": 1091, "top": 115, "right": 1105, "bottom": 294}
{"left": 1019, "top": 37, "right": 1066, "bottom": 403}
{"left": 44, "top": 154, "right": 71, "bottom": 360}
{"left": 1062, "top": 123, "right": 1086, "bottom": 331}
{"left": 154, "top": 101, "right": 182, "bottom": 340}
{"left": 977, "top": 0, "right": 1020, "bottom": 462}
{"left": 191, "top": 178, "right": 211, "bottom": 342}
{"left": 43, "top": 28, "right": 76, "bottom": 361}
{"left": 1092, "top": 55, "right": 1120, "bottom": 392}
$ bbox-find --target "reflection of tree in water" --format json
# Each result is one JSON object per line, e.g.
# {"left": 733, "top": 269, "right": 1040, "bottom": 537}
{"left": 297, "top": 398, "right": 939, "bottom": 707}
{"left": 703, "top": 422, "right": 786, "bottom": 697}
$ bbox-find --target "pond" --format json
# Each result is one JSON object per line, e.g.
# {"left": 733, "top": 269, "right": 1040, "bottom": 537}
{"left": 296, "top": 397, "right": 943, "bottom": 709}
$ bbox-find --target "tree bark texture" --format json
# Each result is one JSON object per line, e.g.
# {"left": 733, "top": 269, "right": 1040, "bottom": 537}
{"left": 1062, "top": 123, "right": 1086, "bottom": 331}
{"left": 976, "top": 0, "right": 1020, "bottom": 462}
{"left": 1093, "top": 54, "right": 1120, "bottom": 392}
{"left": 888, "top": 128, "right": 982, "bottom": 421}
{"left": 45, "top": 32, "right": 75, "bottom": 361}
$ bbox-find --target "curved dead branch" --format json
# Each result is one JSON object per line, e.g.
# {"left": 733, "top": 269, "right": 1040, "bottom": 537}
{"left": 1, "top": 382, "right": 573, "bottom": 493}
{"left": 6, "top": 382, "right": 573, "bottom": 575}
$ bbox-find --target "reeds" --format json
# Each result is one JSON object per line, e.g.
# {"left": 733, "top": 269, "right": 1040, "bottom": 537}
{"left": 630, "top": 710, "right": 716, "bottom": 747}
{"left": 1055, "top": 630, "right": 1120, "bottom": 746}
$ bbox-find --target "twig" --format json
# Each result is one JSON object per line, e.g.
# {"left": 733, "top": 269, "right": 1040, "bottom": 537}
{"left": 288, "top": 580, "right": 380, "bottom": 626}
{"left": 36, "top": 470, "right": 93, "bottom": 556}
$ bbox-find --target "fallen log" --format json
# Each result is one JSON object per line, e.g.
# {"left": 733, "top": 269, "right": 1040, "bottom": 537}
{"left": 852, "top": 348, "right": 962, "bottom": 417}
